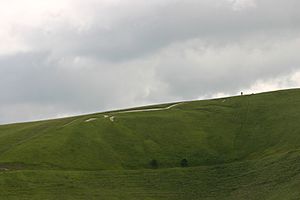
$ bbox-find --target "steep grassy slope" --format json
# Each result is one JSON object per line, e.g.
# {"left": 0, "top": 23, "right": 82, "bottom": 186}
{"left": 0, "top": 89, "right": 300, "bottom": 199}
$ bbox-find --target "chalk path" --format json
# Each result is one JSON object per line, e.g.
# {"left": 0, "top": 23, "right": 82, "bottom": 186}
{"left": 108, "top": 103, "right": 183, "bottom": 122}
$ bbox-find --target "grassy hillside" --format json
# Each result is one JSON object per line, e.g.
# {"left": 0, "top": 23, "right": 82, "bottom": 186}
{"left": 1, "top": 89, "right": 300, "bottom": 199}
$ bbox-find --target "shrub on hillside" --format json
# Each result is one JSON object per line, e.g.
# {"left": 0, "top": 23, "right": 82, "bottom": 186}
{"left": 150, "top": 159, "right": 158, "bottom": 169}
{"left": 180, "top": 159, "right": 188, "bottom": 167}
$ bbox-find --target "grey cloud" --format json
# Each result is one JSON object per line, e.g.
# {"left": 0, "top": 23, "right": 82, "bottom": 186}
{"left": 24, "top": 0, "right": 300, "bottom": 61}
{"left": 155, "top": 37, "right": 300, "bottom": 98}
{"left": 1, "top": 0, "right": 300, "bottom": 124}
{"left": 0, "top": 52, "right": 167, "bottom": 123}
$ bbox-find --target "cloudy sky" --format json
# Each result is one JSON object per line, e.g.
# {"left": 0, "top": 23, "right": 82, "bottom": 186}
{"left": 1, "top": 0, "right": 300, "bottom": 124}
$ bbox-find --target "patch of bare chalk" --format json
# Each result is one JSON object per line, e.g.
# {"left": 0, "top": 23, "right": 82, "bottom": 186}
{"left": 85, "top": 118, "right": 97, "bottom": 122}
{"left": 110, "top": 116, "right": 115, "bottom": 122}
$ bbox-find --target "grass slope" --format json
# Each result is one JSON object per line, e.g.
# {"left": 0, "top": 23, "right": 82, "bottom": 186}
{"left": 1, "top": 89, "right": 300, "bottom": 199}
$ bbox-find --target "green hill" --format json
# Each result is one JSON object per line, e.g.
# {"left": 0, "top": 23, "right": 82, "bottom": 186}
{"left": 1, "top": 89, "right": 300, "bottom": 199}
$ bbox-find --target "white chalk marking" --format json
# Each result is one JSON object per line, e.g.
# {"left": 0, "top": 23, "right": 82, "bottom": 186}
{"left": 85, "top": 118, "right": 97, "bottom": 122}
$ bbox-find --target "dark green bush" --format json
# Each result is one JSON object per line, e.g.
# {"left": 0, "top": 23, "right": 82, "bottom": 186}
{"left": 180, "top": 159, "right": 188, "bottom": 167}
{"left": 150, "top": 159, "right": 158, "bottom": 169}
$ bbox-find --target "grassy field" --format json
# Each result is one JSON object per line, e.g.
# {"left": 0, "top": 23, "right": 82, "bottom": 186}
{"left": 1, "top": 89, "right": 300, "bottom": 199}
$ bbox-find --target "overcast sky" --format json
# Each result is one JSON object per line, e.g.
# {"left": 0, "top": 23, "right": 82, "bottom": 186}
{"left": 1, "top": 0, "right": 300, "bottom": 124}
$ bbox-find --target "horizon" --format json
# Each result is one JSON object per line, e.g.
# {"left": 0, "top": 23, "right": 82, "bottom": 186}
{"left": 1, "top": 87, "right": 298, "bottom": 126}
